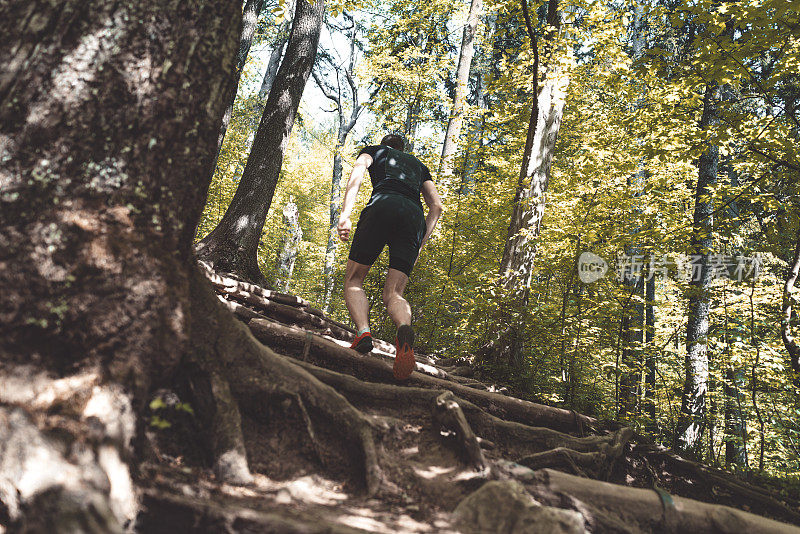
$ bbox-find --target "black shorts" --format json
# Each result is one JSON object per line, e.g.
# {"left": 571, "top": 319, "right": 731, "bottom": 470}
{"left": 348, "top": 193, "right": 426, "bottom": 276}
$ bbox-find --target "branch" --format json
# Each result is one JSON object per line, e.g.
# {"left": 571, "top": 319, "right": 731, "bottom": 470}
{"left": 311, "top": 69, "right": 340, "bottom": 109}
{"left": 748, "top": 144, "right": 800, "bottom": 173}
{"left": 520, "top": 0, "right": 537, "bottom": 43}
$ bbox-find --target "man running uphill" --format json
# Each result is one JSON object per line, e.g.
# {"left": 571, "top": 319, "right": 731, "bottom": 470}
{"left": 337, "top": 134, "right": 443, "bottom": 380}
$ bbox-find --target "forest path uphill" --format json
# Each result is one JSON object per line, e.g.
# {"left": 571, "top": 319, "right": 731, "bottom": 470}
{"left": 137, "top": 261, "right": 800, "bottom": 533}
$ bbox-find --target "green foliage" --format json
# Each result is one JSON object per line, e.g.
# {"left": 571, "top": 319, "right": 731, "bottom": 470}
{"left": 200, "top": 0, "right": 800, "bottom": 478}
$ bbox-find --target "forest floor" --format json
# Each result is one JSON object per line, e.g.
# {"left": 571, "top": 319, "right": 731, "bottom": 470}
{"left": 135, "top": 263, "right": 800, "bottom": 533}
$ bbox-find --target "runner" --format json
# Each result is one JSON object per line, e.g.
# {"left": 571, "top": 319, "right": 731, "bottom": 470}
{"left": 337, "top": 134, "right": 443, "bottom": 380}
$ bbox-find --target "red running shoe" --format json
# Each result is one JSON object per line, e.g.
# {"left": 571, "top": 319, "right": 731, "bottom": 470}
{"left": 350, "top": 331, "right": 373, "bottom": 353}
{"left": 393, "top": 324, "right": 416, "bottom": 380}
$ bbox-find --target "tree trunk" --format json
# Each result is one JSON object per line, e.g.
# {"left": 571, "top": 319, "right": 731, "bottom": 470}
{"left": 317, "top": 20, "right": 367, "bottom": 313}
{"left": 403, "top": 89, "right": 422, "bottom": 152}
{"left": 195, "top": 0, "right": 325, "bottom": 284}
{"left": 210, "top": 0, "right": 267, "bottom": 177}
{"left": 782, "top": 222, "right": 800, "bottom": 382}
{"left": 460, "top": 70, "right": 487, "bottom": 190}
{"left": 0, "top": 0, "right": 242, "bottom": 528}
{"left": 439, "top": 0, "right": 482, "bottom": 179}
{"left": 275, "top": 200, "right": 302, "bottom": 291}
{"left": 724, "top": 368, "right": 747, "bottom": 467}
{"left": 498, "top": 0, "right": 565, "bottom": 291}
{"left": 251, "top": 16, "right": 293, "bottom": 128}
{"left": 644, "top": 275, "right": 657, "bottom": 433}
{"left": 619, "top": 276, "right": 644, "bottom": 421}
{"left": 677, "top": 84, "right": 719, "bottom": 454}
{"left": 322, "top": 148, "right": 344, "bottom": 311}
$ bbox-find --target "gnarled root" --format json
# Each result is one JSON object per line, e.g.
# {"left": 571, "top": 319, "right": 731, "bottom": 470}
{"left": 518, "top": 427, "right": 635, "bottom": 481}
{"left": 247, "top": 317, "right": 599, "bottom": 434}
{"left": 631, "top": 444, "right": 800, "bottom": 526}
{"left": 286, "top": 357, "right": 626, "bottom": 469}
{"left": 433, "top": 391, "right": 488, "bottom": 472}
{"left": 187, "top": 266, "right": 384, "bottom": 495}
{"left": 524, "top": 468, "right": 800, "bottom": 534}
{"left": 182, "top": 360, "right": 253, "bottom": 485}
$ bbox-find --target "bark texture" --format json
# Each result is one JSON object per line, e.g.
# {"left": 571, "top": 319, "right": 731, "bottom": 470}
{"left": 195, "top": 0, "right": 325, "bottom": 283}
{"left": 499, "top": 0, "right": 565, "bottom": 290}
{"left": 677, "top": 85, "right": 719, "bottom": 454}
{"left": 209, "top": 0, "right": 268, "bottom": 177}
{"left": 0, "top": 0, "right": 242, "bottom": 528}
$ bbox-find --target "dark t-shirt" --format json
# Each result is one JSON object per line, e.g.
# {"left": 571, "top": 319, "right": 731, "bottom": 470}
{"left": 358, "top": 145, "right": 432, "bottom": 208}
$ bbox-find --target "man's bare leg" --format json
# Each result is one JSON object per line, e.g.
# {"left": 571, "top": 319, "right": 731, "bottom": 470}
{"left": 344, "top": 260, "right": 372, "bottom": 333}
{"left": 384, "top": 268, "right": 415, "bottom": 379}
{"left": 382, "top": 268, "right": 411, "bottom": 327}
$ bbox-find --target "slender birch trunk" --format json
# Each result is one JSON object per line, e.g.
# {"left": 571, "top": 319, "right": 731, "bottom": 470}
{"left": 439, "top": 0, "right": 482, "bottom": 179}
{"left": 644, "top": 275, "right": 657, "bottom": 433}
{"left": 275, "top": 200, "right": 302, "bottom": 291}
{"left": 782, "top": 222, "right": 800, "bottom": 382}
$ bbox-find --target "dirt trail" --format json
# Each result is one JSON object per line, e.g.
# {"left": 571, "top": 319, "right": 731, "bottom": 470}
{"left": 136, "top": 263, "right": 800, "bottom": 533}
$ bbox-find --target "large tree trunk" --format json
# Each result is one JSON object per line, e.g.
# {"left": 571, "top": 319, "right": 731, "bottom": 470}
{"left": 210, "top": 0, "right": 268, "bottom": 177}
{"left": 438, "top": 0, "right": 483, "bottom": 179}
{"left": 677, "top": 84, "right": 719, "bottom": 454}
{"left": 498, "top": 0, "right": 565, "bottom": 291}
{"left": 479, "top": 0, "right": 564, "bottom": 367}
{"left": 195, "top": 0, "right": 325, "bottom": 284}
{"left": 0, "top": 0, "right": 242, "bottom": 528}
{"left": 250, "top": 15, "right": 293, "bottom": 129}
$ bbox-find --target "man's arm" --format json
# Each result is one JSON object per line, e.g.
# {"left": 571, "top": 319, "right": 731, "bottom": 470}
{"left": 337, "top": 152, "right": 373, "bottom": 241}
{"left": 419, "top": 180, "right": 444, "bottom": 251}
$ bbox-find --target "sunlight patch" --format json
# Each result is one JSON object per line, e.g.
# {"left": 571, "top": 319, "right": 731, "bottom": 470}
{"left": 235, "top": 215, "right": 251, "bottom": 231}
{"left": 400, "top": 446, "right": 419, "bottom": 456}
{"left": 280, "top": 475, "right": 348, "bottom": 505}
{"left": 412, "top": 465, "right": 455, "bottom": 480}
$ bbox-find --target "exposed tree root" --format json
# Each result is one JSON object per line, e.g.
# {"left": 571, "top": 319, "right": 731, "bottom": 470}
{"left": 137, "top": 487, "right": 367, "bottom": 533}
{"left": 247, "top": 317, "right": 600, "bottom": 434}
{"left": 287, "top": 356, "right": 626, "bottom": 460}
{"left": 518, "top": 427, "right": 634, "bottom": 481}
{"left": 186, "top": 266, "right": 384, "bottom": 496}
{"left": 433, "top": 392, "right": 488, "bottom": 472}
{"left": 183, "top": 360, "right": 253, "bottom": 485}
{"left": 524, "top": 468, "right": 800, "bottom": 534}
{"left": 204, "top": 261, "right": 355, "bottom": 339}
{"left": 629, "top": 444, "right": 800, "bottom": 525}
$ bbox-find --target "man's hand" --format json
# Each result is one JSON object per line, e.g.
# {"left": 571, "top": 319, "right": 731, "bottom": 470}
{"left": 337, "top": 217, "right": 352, "bottom": 241}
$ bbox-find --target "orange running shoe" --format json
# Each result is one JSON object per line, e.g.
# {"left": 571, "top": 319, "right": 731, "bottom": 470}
{"left": 393, "top": 324, "right": 416, "bottom": 380}
{"left": 350, "top": 331, "right": 373, "bottom": 353}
